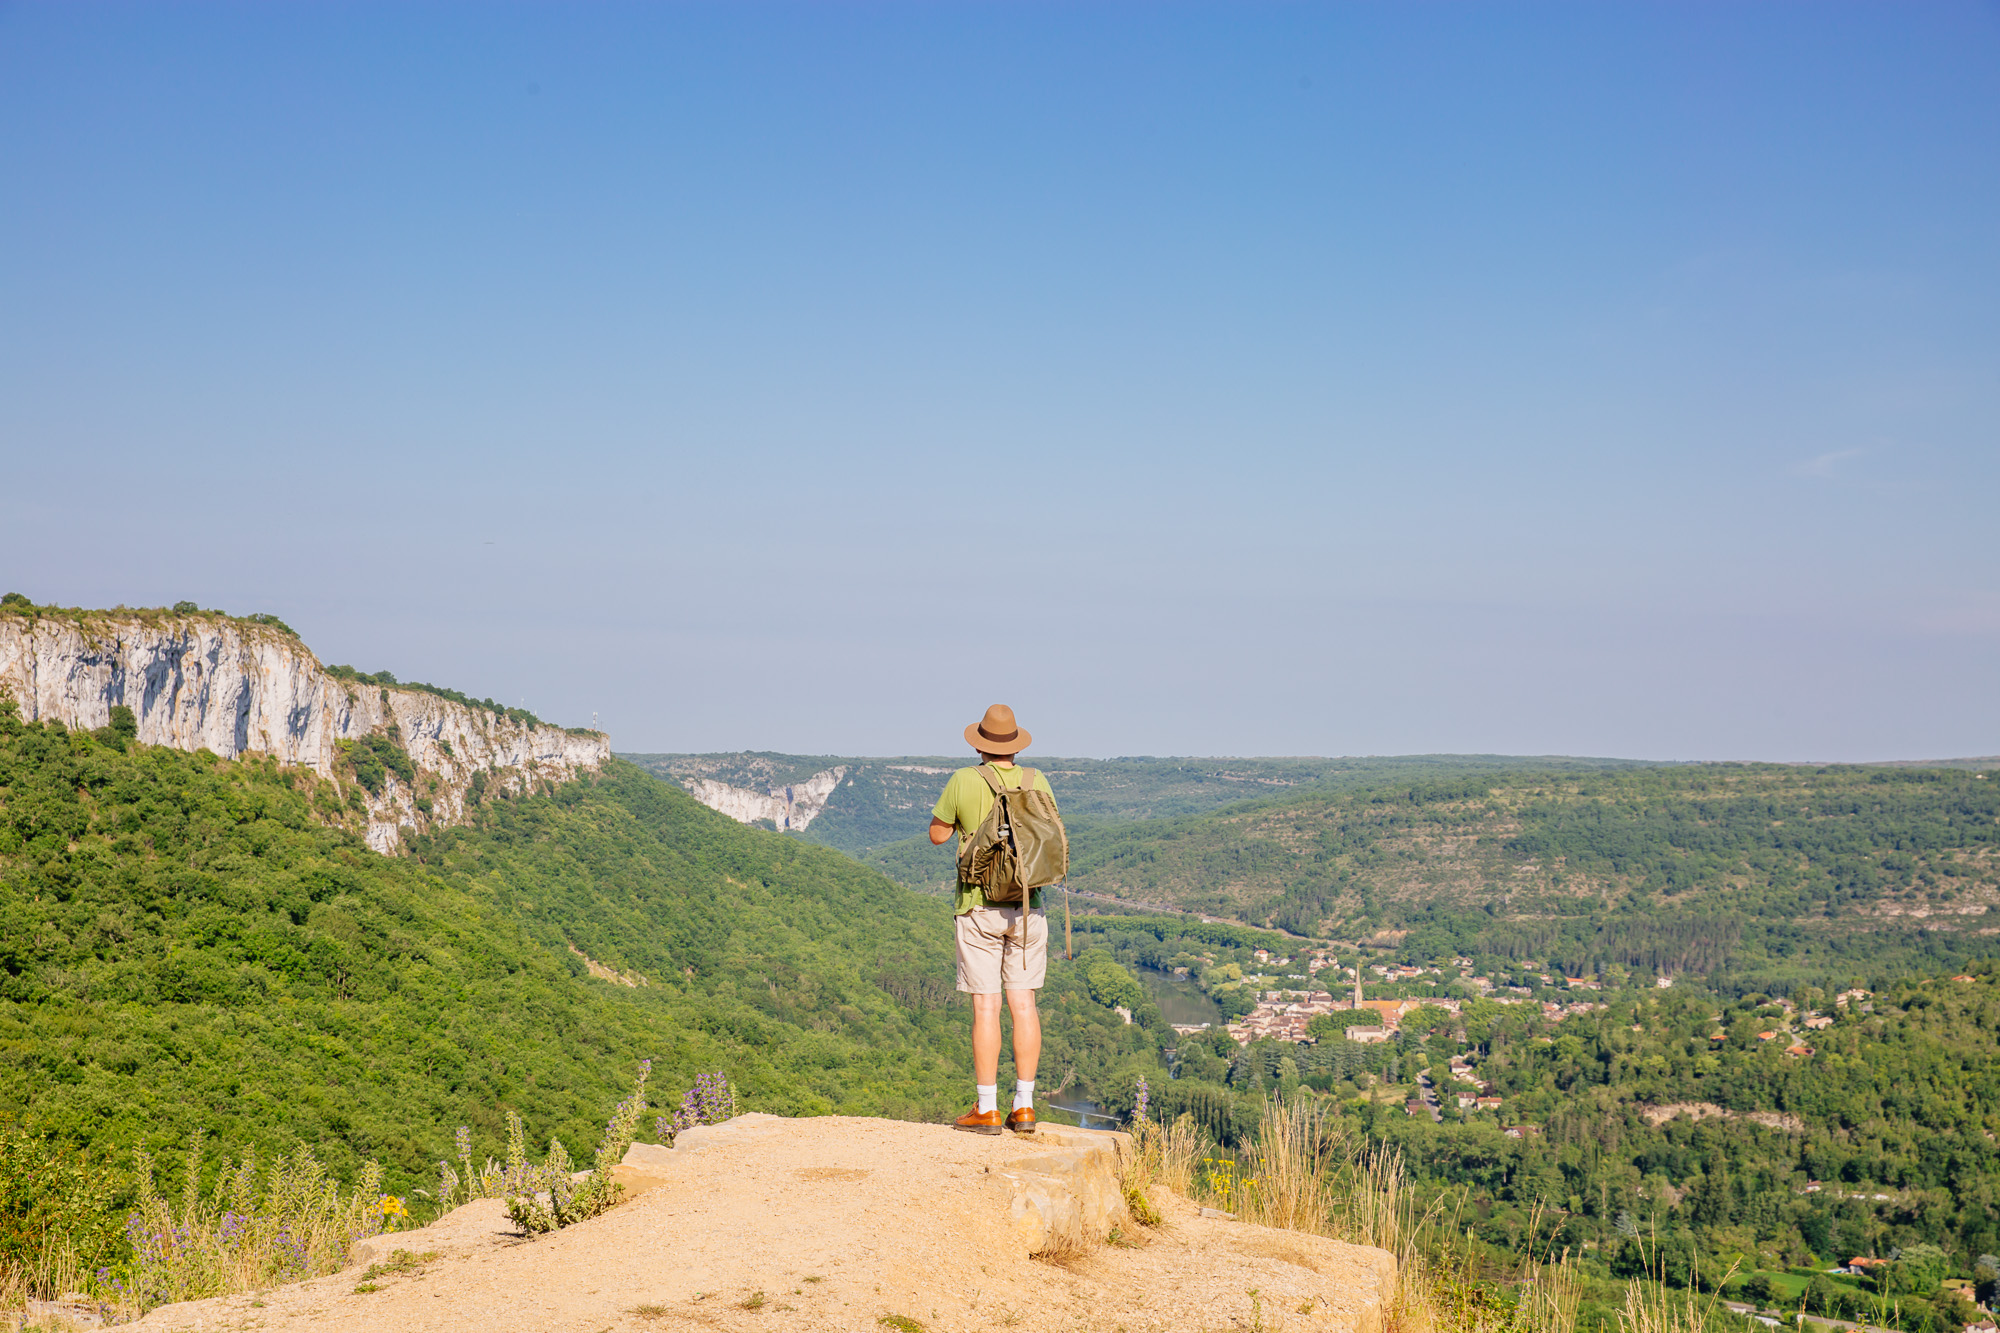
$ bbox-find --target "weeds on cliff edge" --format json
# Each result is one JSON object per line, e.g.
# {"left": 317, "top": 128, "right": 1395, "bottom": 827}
{"left": 431, "top": 1059, "right": 654, "bottom": 1235}
{"left": 655, "top": 1070, "right": 737, "bottom": 1143}
{"left": 92, "top": 1129, "right": 394, "bottom": 1317}
{"left": 496, "top": 1060, "right": 652, "bottom": 1235}
{"left": 1341, "top": 1167, "right": 1583, "bottom": 1333}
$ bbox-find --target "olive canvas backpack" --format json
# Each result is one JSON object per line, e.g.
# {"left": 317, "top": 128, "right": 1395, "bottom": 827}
{"left": 956, "top": 764, "right": 1070, "bottom": 911}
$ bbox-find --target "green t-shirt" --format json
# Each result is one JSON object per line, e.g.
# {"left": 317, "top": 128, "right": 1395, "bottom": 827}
{"left": 931, "top": 764, "right": 1058, "bottom": 915}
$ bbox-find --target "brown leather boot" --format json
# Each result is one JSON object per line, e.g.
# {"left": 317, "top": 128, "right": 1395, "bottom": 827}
{"left": 1005, "top": 1106, "right": 1037, "bottom": 1135}
{"left": 954, "top": 1107, "right": 1004, "bottom": 1135}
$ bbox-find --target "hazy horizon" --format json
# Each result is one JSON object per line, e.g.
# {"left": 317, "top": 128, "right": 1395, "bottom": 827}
{"left": 616, "top": 746, "right": 2000, "bottom": 768}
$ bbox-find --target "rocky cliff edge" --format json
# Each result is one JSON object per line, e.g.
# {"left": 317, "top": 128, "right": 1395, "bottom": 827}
{"left": 129, "top": 1115, "right": 1398, "bottom": 1333}
{"left": 0, "top": 608, "right": 606, "bottom": 852}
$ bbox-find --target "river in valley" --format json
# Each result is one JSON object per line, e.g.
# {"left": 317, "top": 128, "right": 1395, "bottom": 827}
{"left": 1045, "top": 969, "right": 1222, "bottom": 1129}
{"left": 1136, "top": 965, "right": 1224, "bottom": 1028}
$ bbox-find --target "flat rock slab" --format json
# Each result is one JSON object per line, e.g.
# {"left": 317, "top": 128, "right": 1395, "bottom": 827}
{"left": 130, "top": 1115, "right": 1395, "bottom": 1333}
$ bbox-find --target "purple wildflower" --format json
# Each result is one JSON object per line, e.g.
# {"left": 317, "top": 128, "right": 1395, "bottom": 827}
{"left": 671, "top": 1071, "right": 737, "bottom": 1130}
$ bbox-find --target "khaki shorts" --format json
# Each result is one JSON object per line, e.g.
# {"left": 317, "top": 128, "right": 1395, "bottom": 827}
{"left": 954, "top": 905, "right": 1048, "bottom": 994}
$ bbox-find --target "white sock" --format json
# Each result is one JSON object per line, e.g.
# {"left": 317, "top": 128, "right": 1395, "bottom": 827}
{"left": 977, "top": 1084, "right": 997, "bottom": 1114}
{"left": 1014, "top": 1079, "right": 1035, "bottom": 1111}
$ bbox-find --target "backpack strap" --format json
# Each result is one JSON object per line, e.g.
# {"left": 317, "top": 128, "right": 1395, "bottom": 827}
{"left": 1014, "top": 767, "right": 1035, "bottom": 791}
{"left": 973, "top": 764, "right": 1009, "bottom": 795}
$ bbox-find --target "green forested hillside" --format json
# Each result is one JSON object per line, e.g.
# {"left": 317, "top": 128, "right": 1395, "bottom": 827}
{"left": 0, "top": 696, "right": 993, "bottom": 1205}
{"left": 642, "top": 752, "right": 2000, "bottom": 989}
{"left": 1031, "top": 764, "right": 2000, "bottom": 985}
{"left": 623, "top": 751, "right": 1650, "bottom": 857}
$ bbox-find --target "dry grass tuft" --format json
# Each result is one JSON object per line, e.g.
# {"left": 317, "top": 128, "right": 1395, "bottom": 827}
{"left": 355, "top": 1248, "right": 438, "bottom": 1283}
{"left": 1146, "top": 1094, "right": 1591, "bottom": 1333}
{"left": 1605, "top": 1241, "right": 1734, "bottom": 1333}
{"left": 1030, "top": 1201, "right": 1105, "bottom": 1269}
{"left": 1613, "top": 1265, "right": 1714, "bottom": 1333}
{"left": 103, "top": 1131, "right": 391, "bottom": 1317}
{"left": 0, "top": 1227, "right": 89, "bottom": 1315}
{"left": 1238, "top": 1096, "right": 1342, "bottom": 1235}
{"left": 1133, "top": 1112, "right": 1206, "bottom": 1198}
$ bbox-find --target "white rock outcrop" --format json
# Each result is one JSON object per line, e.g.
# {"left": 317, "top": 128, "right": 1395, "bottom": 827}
{"left": 0, "top": 611, "right": 607, "bottom": 853}
{"left": 682, "top": 765, "right": 846, "bottom": 833}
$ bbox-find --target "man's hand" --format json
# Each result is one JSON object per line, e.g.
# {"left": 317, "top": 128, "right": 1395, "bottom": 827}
{"left": 929, "top": 817, "right": 956, "bottom": 846}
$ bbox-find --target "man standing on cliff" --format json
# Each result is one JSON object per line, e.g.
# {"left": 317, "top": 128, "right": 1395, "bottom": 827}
{"left": 929, "top": 703, "right": 1055, "bottom": 1136}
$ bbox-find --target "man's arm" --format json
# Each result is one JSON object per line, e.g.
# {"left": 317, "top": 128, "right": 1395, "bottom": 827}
{"left": 930, "top": 772, "right": 963, "bottom": 845}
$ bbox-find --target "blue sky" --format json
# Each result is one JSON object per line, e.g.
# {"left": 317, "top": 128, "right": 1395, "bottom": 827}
{"left": 3, "top": 2, "right": 1996, "bottom": 760}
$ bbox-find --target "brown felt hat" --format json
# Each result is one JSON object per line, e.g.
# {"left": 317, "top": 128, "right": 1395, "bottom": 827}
{"left": 964, "top": 703, "right": 1032, "bottom": 755}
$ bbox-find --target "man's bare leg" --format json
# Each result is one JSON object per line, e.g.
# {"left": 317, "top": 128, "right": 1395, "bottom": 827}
{"left": 954, "top": 992, "right": 1010, "bottom": 1134}
{"left": 971, "top": 992, "right": 1004, "bottom": 1084}
{"left": 1005, "top": 988, "right": 1040, "bottom": 1082}
{"left": 969, "top": 991, "right": 1040, "bottom": 1085}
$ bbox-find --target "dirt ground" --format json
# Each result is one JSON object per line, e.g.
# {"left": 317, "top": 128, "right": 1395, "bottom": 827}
{"left": 128, "top": 1116, "right": 1395, "bottom": 1333}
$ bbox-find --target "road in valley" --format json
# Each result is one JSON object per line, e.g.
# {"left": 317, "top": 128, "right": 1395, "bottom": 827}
{"left": 1416, "top": 1072, "right": 1444, "bottom": 1123}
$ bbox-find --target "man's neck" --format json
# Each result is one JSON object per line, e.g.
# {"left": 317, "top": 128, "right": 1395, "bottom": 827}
{"left": 979, "top": 755, "right": 1016, "bottom": 768}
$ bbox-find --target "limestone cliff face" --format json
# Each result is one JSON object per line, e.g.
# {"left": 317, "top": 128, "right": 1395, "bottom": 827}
{"left": 0, "top": 611, "right": 607, "bottom": 853}
{"left": 682, "top": 766, "right": 846, "bottom": 833}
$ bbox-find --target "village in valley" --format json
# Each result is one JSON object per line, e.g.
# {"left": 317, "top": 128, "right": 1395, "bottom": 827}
{"left": 1151, "top": 943, "right": 1872, "bottom": 1124}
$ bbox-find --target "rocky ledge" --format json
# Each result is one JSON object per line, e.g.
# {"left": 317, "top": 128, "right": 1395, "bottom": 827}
{"left": 128, "top": 1115, "right": 1396, "bottom": 1333}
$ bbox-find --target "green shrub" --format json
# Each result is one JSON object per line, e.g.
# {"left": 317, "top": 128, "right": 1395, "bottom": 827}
{"left": 337, "top": 730, "right": 416, "bottom": 795}
{"left": 92, "top": 706, "right": 138, "bottom": 753}
{"left": 0, "top": 1124, "right": 123, "bottom": 1299}
{"left": 1081, "top": 951, "right": 1146, "bottom": 1011}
